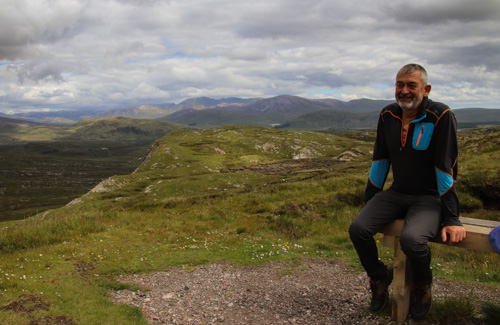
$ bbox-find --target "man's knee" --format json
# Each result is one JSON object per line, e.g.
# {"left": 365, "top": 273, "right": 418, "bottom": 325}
{"left": 349, "top": 219, "right": 371, "bottom": 242}
{"left": 399, "top": 231, "right": 429, "bottom": 259}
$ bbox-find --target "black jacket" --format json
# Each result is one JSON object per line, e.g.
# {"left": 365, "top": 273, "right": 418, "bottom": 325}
{"left": 365, "top": 97, "right": 461, "bottom": 227}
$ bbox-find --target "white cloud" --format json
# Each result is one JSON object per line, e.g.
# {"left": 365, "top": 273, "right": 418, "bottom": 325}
{"left": 1, "top": 0, "right": 499, "bottom": 113}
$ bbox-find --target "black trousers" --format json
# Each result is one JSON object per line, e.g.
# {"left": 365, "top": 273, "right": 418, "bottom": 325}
{"left": 349, "top": 188, "right": 441, "bottom": 286}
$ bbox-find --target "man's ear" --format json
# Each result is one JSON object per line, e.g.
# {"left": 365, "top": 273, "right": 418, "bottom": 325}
{"left": 424, "top": 84, "right": 432, "bottom": 97}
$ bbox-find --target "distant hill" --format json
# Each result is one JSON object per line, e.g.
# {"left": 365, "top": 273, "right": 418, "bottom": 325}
{"left": 162, "top": 96, "right": 394, "bottom": 129}
{"left": 161, "top": 95, "right": 337, "bottom": 128}
{"left": 331, "top": 98, "right": 394, "bottom": 112}
{"left": 3, "top": 98, "right": 259, "bottom": 125}
{"left": 159, "top": 108, "right": 283, "bottom": 128}
{"left": 0, "top": 116, "right": 195, "bottom": 144}
{"left": 276, "top": 109, "right": 380, "bottom": 130}
{"left": 176, "top": 96, "right": 258, "bottom": 110}
{"left": 7, "top": 110, "right": 103, "bottom": 124}
{"left": 309, "top": 98, "right": 395, "bottom": 113}
{"left": 0, "top": 116, "right": 40, "bottom": 130}
{"left": 3, "top": 95, "right": 500, "bottom": 131}
{"left": 454, "top": 108, "right": 500, "bottom": 128}
{"left": 63, "top": 116, "right": 194, "bottom": 143}
{"left": 3, "top": 105, "right": 179, "bottom": 125}
{"left": 94, "top": 104, "right": 177, "bottom": 120}
{"left": 236, "top": 95, "right": 331, "bottom": 114}
{"left": 3, "top": 95, "right": 390, "bottom": 125}
{"left": 0, "top": 116, "right": 44, "bottom": 142}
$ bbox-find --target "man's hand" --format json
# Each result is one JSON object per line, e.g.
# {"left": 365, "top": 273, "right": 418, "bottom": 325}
{"left": 441, "top": 226, "right": 467, "bottom": 245}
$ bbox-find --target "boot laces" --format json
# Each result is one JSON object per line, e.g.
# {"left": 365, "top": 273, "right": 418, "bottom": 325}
{"left": 370, "top": 278, "right": 385, "bottom": 297}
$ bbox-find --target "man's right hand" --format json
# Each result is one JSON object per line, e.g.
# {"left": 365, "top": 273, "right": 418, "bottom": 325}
{"left": 441, "top": 226, "right": 467, "bottom": 245}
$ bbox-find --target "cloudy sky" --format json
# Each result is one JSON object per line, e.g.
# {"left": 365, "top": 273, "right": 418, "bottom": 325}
{"left": 1, "top": 0, "right": 499, "bottom": 114}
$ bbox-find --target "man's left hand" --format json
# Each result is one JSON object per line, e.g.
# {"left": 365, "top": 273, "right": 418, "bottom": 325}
{"left": 441, "top": 226, "right": 467, "bottom": 245}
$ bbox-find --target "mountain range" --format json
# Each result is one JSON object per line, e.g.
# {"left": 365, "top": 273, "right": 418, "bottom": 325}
{"left": 2, "top": 95, "right": 500, "bottom": 130}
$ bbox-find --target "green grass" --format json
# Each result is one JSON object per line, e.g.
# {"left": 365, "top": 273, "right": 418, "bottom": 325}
{"left": 0, "top": 125, "right": 499, "bottom": 323}
{"left": 431, "top": 295, "right": 477, "bottom": 324}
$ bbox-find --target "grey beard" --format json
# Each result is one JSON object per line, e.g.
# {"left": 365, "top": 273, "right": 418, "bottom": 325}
{"left": 398, "top": 97, "right": 419, "bottom": 111}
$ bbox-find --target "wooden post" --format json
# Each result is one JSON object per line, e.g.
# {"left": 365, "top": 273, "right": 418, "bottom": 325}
{"left": 391, "top": 236, "right": 411, "bottom": 322}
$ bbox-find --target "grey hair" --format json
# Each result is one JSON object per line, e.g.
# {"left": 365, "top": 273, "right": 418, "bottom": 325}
{"left": 397, "top": 63, "right": 428, "bottom": 85}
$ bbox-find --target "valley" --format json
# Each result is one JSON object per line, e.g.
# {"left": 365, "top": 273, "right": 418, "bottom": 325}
{"left": 0, "top": 141, "right": 149, "bottom": 221}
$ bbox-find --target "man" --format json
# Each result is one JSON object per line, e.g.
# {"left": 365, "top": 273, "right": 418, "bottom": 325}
{"left": 348, "top": 64, "right": 467, "bottom": 320}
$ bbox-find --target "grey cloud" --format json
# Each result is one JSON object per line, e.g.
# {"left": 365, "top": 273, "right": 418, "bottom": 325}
{"left": 304, "top": 72, "right": 354, "bottom": 89}
{"left": 227, "top": 47, "right": 268, "bottom": 61}
{"left": 16, "top": 61, "right": 69, "bottom": 83}
{"left": 0, "top": 0, "right": 88, "bottom": 60}
{"left": 386, "top": 0, "right": 500, "bottom": 24}
{"left": 428, "top": 41, "right": 500, "bottom": 72}
{"left": 233, "top": 1, "right": 361, "bottom": 40}
{"left": 0, "top": 45, "right": 29, "bottom": 61}
{"left": 114, "top": 0, "right": 167, "bottom": 5}
{"left": 105, "top": 41, "right": 146, "bottom": 58}
{"left": 457, "top": 42, "right": 500, "bottom": 71}
{"left": 36, "top": 88, "right": 72, "bottom": 99}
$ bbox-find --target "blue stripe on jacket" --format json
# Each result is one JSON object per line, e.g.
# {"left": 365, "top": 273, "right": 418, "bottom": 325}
{"left": 435, "top": 167, "right": 454, "bottom": 196}
{"left": 369, "top": 159, "right": 390, "bottom": 189}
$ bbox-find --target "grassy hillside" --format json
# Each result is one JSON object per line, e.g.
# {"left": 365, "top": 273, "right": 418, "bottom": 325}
{"left": 0, "top": 126, "right": 498, "bottom": 324}
{"left": 64, "top": 116, "right": 194, "bottom": 143}
{"left": 457, "top": 127, "right": 500, "bottom": 216}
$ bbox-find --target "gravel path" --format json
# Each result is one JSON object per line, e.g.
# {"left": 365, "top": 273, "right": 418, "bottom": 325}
{"left": 110, "top": 258, "right": 499, "bottom": 324}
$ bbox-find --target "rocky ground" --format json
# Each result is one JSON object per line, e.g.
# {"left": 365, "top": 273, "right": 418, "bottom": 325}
{"left": 110, "top": 258, "right": 499, "bottom": 324}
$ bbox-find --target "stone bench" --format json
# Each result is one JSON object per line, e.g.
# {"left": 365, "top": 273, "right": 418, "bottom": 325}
{"left": 380, "top": 216, "right": 500, "bottom": 322}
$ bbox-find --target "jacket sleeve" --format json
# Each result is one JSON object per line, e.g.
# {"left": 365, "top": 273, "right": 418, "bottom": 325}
{"left": 365, "top": 113, "right": 391, "bottom": 203}
{"left": 433, "top": 108, "right": 462, "bottom": 227}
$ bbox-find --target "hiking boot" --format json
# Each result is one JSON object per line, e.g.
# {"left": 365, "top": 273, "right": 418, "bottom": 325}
{"left": 410, "top": 284, "right": 432, "bottom": 320}
{"left": 369, "top": 265, "right": 393, "bottom": 312}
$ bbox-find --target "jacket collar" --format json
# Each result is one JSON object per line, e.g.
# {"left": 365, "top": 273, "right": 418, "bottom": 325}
{"left": 416, "top": 97, "right": 429, "bottom": 119}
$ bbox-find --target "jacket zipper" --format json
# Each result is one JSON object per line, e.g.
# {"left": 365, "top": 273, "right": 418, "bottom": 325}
{"left": 416, "top": 125, "right": 425, "bottom": 147}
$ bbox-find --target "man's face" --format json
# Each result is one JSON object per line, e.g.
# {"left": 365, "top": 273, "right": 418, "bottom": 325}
{"left": 395, "top": 71, "right": 431, "bottom": 111}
